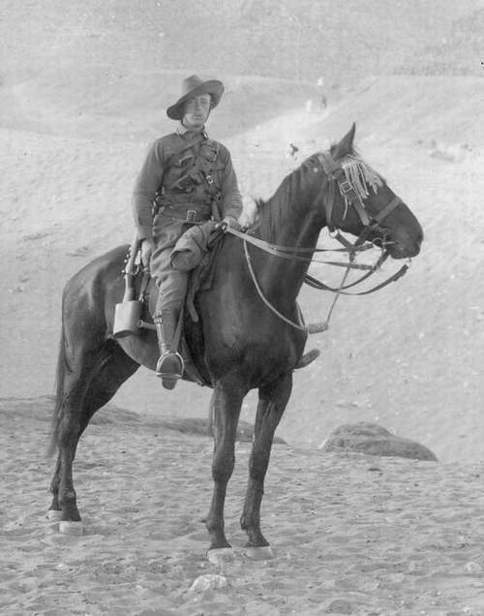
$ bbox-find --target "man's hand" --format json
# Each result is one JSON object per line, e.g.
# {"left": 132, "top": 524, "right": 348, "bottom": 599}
{"left": 221, "top": 216, "right": 243, "bottom": 232}
{"left": 140, "top": 239, "right": 153, "bottom": 268}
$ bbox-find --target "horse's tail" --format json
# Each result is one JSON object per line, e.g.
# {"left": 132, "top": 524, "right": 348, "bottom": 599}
{"left": 47, "top": 315, "right": 70, "bottom": 458}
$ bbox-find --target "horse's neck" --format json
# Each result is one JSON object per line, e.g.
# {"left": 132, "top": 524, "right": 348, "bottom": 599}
{"left": 254, "top": 178, "right": 323, "bottom": 303}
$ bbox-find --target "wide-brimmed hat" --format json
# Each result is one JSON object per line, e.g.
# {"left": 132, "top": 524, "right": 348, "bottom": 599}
{"left": 166, "top": 75, "right": 224, "bottom": 120}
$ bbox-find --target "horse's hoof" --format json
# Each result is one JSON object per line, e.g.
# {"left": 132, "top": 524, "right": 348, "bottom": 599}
{"left": 244, "top": 545, "right": 275, "bottom": 560}
{"left": 207, "top": 547, "right": 235, "bottom": 565}
{"left": 59, "top": 521, "right": 83, "bottom": 536}
{"left": 47, "top": 509, "right": 63, "bottom": 521}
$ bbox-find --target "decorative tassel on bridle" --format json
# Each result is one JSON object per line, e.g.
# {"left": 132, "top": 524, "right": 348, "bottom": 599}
{"left": 319, "top": 152, "right": 384, "bottom": 219}
{"left": 338, "top": 155, "right": 384, "bottom": 217}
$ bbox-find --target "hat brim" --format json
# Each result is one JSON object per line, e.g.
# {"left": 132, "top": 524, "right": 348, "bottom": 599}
{"left": 167, "top": 80, "right": 224, "bottom": 120}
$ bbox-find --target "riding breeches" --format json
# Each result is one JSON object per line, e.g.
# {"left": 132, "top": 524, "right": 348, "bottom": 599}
{"left": 150, "top": 246, "right": 188, "bottom": 313}
{"left": 150, "top": 216, "right": 190, "bottom": 313}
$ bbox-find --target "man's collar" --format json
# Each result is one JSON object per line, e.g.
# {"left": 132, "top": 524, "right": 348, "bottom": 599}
{"left": 176, "top": 123, "right": 208, "bottom": 139}
{"left": 176, "top": 123, "right": 189, "bottom": 136}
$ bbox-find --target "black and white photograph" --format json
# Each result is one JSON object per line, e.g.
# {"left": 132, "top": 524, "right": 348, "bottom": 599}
{"left": 1, "top": 1, "right": 483, "bottom": 614}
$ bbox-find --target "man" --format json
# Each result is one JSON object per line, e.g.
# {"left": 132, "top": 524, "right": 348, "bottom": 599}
{"left": 132, "top": 75, "right": 243, "bottom": 389}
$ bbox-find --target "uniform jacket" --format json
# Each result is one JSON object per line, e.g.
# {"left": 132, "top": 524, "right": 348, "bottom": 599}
{"left": 133, "top": 125, "right": 243, "bottom": 241}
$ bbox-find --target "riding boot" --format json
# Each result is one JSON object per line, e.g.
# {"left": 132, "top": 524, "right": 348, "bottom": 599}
{"left": 154, "top": 308, "right": 184, "bottom": 390}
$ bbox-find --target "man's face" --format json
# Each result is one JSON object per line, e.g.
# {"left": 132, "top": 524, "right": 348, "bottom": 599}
{"left": 182, "top": 94, "right": 212, "bottom": 129}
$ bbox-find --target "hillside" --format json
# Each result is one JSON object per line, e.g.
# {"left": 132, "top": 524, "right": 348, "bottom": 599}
{"left": 397, "top": 7, "right": 484, "bottom": 76}
{"left": 2, "top": 0, "right": 480, "bottom": 82}
{"left": 0, "top": 1, "right": 482, "bottom": 465}
{"left": 1, "top": 72, "right": 482, "bottom": 465}
{"left": 0, "top": 68, "right": 319, "bottom": 142}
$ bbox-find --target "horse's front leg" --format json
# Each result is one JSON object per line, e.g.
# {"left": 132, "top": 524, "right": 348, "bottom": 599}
{"left": 241, "top": 372, "right": 293, "bottom": 554}
{"left": 206, "top": 375, "right": 246, "bottom": 553}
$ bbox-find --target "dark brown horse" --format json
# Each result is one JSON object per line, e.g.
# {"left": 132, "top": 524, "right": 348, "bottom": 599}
{"left": 48, "top": 125, "right": 423, "bottom": 558}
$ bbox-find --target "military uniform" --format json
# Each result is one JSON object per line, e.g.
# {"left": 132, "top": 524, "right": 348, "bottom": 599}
{"left": 133, "top": 124, "right": 242, "bottom": 308}
{"left": 132, "top": 74, "right": 241, "bottom": 389}
{"left": 132, "top": 119, "right": 242, "bottom": 388}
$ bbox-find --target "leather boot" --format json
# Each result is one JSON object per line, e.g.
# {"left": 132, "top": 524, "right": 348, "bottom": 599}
{"left": 154, "top": 308, "right": 184, "bottom": 390}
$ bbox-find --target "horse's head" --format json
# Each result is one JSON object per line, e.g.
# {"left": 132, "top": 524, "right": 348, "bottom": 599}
{"left": 313, "top": 124, "right": 423, "bottom": 259}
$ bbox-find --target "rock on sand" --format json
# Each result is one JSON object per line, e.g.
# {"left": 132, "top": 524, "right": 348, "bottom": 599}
{"left": 320, "top": 422, "right": 438, "bottom": 461}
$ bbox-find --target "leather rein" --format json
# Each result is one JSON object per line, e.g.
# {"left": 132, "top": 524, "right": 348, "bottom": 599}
{"left": 226, "top": 152, "right": 409, "bottom": 334}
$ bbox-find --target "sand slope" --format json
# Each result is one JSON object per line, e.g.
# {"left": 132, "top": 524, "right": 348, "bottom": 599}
{"left": 1, "top": 73, "right": 482, "bottom": 463}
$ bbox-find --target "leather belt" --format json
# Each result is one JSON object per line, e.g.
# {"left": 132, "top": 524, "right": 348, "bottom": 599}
{"left": 159, "top": 205, "right": 212, "bottom": 224}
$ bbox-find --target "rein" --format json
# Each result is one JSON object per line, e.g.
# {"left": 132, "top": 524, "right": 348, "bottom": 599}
{"left": 227, "top": 227, "right": 377, "bottom": 271}
{"left": 226, "top": 151, "right": 409, "bottom": 334}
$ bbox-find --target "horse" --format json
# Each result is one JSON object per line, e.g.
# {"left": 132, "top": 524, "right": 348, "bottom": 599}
{"left": 48, "top": 124, "right": 423, "bottom": 559}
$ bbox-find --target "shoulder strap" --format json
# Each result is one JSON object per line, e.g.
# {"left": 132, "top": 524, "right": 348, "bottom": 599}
{"left": 165, "top": 133, "right": 204, "bottom": 170}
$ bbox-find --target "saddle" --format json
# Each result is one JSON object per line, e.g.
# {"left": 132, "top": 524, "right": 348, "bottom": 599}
{"left": 113, "top": 225, "right": 226, "bottom": 386}
{"left": 113, "top": 224, "right": 320, "bottom": 382}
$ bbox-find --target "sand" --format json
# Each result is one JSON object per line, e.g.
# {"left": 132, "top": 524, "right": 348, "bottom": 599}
{"left": 1, "top": 402, "right": 483, "bottom": 615}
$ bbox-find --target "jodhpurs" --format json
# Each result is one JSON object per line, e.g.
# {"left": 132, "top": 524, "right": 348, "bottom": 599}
{"left": 150, "top": 213, "right": 196, "bottom": 315}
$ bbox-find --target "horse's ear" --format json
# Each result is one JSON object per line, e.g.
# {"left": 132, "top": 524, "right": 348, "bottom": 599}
{"left": 332, "top": 123, "right": 356, "bottom": 159}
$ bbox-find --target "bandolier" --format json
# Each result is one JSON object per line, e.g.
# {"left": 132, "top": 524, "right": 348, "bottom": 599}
{"left": 154, "top": 136, "right": 223, "bottom": 225}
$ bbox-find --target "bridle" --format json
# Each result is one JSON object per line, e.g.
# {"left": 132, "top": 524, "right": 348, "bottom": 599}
{"left": 226, "top": 150, "right": 410, "bottom": 334}
{"left": 319, "top": 151, "right": 403, "bottom": 245}
{"left": 304, "top": 152, "right": 408, "bottom": 296}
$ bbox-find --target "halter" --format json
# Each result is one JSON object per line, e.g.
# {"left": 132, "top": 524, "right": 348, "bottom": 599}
{"left": 226, "top": 149, "right": 409, "bottom": 334}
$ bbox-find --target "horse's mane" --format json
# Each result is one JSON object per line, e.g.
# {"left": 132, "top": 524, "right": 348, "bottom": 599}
{"left": 249, "top": 144, "right": 384, "bottom": 238}
{"left": 249, "top": 165, "right": 307, "bottom": 240}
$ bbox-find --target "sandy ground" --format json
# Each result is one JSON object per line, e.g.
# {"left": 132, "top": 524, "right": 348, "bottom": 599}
{"left": 1, "top": 402, "right": 483, "bottom": 616}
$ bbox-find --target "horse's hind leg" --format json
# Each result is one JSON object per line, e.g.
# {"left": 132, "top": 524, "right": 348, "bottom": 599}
{"left": 50, "top": 363, "right": 91, "bottom": 527}
{"left": 49, "top": 341, "right": 139, "bottom": 528}
{"left": 240, "top": 372, "right": 293, "bottom": 555}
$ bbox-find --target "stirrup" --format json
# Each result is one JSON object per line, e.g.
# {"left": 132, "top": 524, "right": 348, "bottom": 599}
{"left": 156, "top": 351, "right": 184, "bottom": 390}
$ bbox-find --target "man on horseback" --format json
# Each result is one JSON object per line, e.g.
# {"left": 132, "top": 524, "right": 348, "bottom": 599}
{"left": 132, "top": 75, "right": 243, "bottom": 389}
